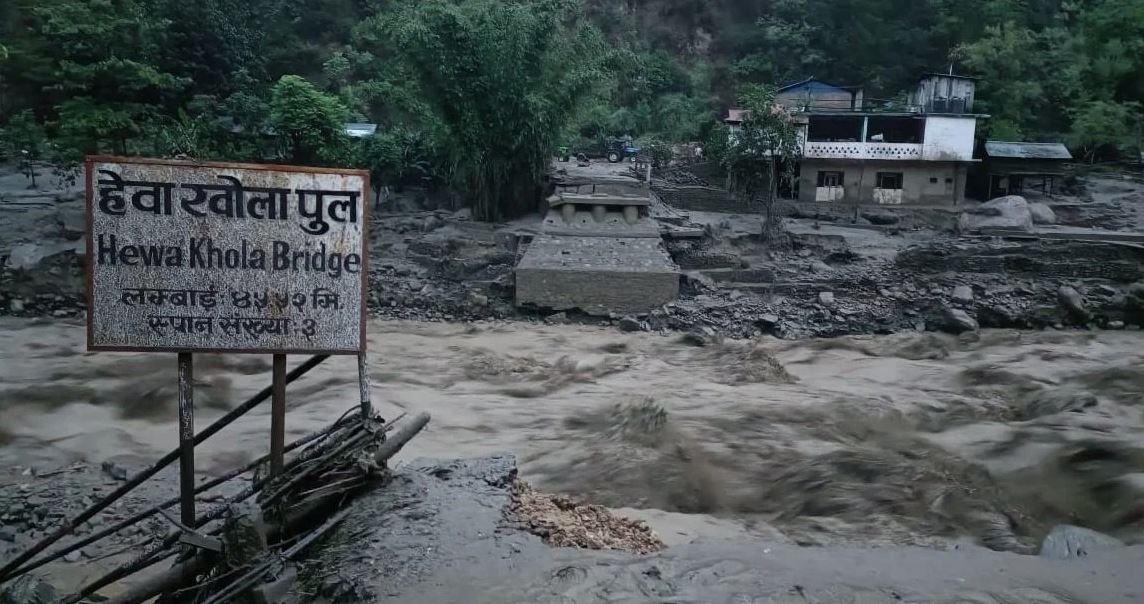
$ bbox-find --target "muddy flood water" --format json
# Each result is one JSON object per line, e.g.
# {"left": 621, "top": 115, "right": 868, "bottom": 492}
{"left": 2, "top": 317, "right": 1143, "bottom": 554}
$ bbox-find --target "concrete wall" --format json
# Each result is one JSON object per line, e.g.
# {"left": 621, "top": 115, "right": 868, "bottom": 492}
{"left": 515, "top": 236, "right": 679, "bottom": 315}
{"left": 798, "top": 160, "right": 967, "bottom": 206}
{"left": 922, "top": 116, "right": 976, "bottom": 161}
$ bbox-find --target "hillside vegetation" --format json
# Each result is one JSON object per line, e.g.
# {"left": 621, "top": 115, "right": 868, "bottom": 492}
{"left": 1, "top": 0, "right": 1141, "bottom": 218}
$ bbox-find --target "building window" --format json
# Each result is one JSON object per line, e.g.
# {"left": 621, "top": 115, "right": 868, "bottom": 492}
{"left": 876, "top": 172, "right": 903, "bottom": 190}
{"left": 945, "top": 177, "right": 953, "bottom": 183}
{"left": 929, "top": 177, "right": 939, "bottom": 184}
{"left": 817, "top": 171, "right": 843, "bottom": 187}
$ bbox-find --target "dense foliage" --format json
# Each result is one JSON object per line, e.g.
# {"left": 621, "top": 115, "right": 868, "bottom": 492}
{"left": 1, "top": 0, "right": 1142, "bottom": 217}
{"left": 721, "top": 85, "right": 802, "bottom": 239}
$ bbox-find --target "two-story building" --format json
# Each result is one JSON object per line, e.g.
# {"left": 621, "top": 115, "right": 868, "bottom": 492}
{"left": 726, "top": 72, "right": 986, "bottom": 206}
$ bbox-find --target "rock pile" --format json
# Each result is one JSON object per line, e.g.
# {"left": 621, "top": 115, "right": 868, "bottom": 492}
{"left": 508, "top": 481, "right": 665, "bottom": 554}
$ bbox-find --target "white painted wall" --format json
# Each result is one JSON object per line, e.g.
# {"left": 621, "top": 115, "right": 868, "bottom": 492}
{"left": 922, "top": 116, "right": 976, "bottom": 161}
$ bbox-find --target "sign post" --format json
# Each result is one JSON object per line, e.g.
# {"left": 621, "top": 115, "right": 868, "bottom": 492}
{"left": 177, "top": 353, "right": 195, "bottom": 526}
{"left": 85, "top": 157, "right": 369, "bottom": 527}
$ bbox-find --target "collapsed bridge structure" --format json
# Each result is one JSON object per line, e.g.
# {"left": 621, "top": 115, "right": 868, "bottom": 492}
{"left": 514, "top": 174, "right": 680, "bottom": 315}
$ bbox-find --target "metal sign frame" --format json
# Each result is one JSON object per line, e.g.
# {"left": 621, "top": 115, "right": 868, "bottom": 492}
{"left": 82, "top": 155, "right": 375, "bottom": 529}
{"left": 84, "top": 155, "right": 370, "bottom": 355}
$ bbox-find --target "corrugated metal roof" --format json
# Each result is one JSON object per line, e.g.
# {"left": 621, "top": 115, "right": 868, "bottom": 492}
{"left": 777, "top": 76, "right": 855, "bottom": 93}
{"left": 985, "top": 141, "right": 1072, "bottom": 160}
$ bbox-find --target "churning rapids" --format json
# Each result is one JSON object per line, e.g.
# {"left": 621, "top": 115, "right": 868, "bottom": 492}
{"left": 2, "top": 317, "right": 1143, "bottom": 556}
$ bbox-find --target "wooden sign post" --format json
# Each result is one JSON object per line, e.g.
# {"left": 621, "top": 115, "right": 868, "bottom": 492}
{"left": 85, "top": 157, "right": 369, "bottom": 528}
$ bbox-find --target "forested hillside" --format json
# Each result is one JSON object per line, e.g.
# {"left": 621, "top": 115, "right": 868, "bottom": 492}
{"left": 1, "top": 0, "right": 1141, "bottom": 217}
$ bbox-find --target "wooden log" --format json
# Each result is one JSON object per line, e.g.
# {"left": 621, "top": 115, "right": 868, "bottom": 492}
{"left": 5, "top": 400, "right": 348, "bottom": 578}
{"left": 0, "top": 355, "right": 330, "bottom": 584}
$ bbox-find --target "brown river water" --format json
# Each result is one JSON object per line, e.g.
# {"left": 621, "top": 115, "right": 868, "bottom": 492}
{"left": 2, "top": 317, "right": 1143, "bottom": 554}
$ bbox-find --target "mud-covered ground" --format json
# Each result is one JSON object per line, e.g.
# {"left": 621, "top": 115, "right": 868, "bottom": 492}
{"left": 5, "top": 161, "right": 1144, "bottom": 342}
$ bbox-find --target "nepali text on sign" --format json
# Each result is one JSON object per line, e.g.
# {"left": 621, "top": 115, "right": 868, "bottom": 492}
{"left": 85, "top": 157, "right": 368, "bottom": 353}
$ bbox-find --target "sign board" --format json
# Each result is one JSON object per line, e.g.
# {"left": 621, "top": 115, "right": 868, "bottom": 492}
{"left": 85, "top": 157, "right": 368, "bottom": 354}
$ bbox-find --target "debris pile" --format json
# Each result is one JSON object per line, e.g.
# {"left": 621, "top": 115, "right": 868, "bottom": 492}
{"left": 508, "top": 481, "right": 665, "bottom": 554}
{"left": 0, "top": 405, "right": 431, "bottom": 604}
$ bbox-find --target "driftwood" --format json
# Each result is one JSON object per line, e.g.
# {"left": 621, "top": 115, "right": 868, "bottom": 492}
{"left": 4, "top": 383, "right": 348, "bottom": 579}
{"left": 84, "top": 411, "right": 431, "bottom": 604}
{"left": 0, "top": 355, "right": 330, "bottom": 584}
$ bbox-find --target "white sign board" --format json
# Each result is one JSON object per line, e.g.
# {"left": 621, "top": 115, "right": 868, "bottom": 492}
{"left": 85, "top": 157, "right": 368, "bottom": 354}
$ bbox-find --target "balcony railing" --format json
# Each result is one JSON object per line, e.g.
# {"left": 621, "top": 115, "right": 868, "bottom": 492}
{"left": 803, "top": 141, "right": 923, "bottom": 161}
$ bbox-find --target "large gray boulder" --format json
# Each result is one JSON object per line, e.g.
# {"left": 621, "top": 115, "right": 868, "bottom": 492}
{"left": 1028, "top": 202, "right": 1058, "bottom": 225}
{"left": 1058, "top": 285, "right": 1090, "bottom": 321}
{"left": 1039, "top": 524, "right": 1123, "bottom": 559}
{"left": 958, "top": 195, "right": 1034, "bottom": 233}
{"left": 942, "top": 306, "right": 979, "bottom": 334}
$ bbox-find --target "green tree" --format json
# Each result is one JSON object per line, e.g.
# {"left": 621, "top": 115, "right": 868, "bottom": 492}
{"left": 3, "top": 110, "right": 46, "bottom": 187}
{"left": 1068, "top": 100, "right": 1143, "bottom": 163}
{"left": 386, "top": 0, "right": 612, "bottom": 221}
{"left": 5, "top": 0, "right": 186, "bottom": 152}
{"left": 269, "top": 75, "right": 349, "bottom": 165}
{"left": 722, "top": 85, "right": 802, "bottom": 241}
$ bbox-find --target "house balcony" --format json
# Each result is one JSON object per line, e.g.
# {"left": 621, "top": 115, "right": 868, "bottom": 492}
{"left": 803, "top": 141, "right": 924, "bottom": 161}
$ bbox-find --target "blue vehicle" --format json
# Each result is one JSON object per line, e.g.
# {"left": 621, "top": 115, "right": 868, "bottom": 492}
{"left": 605, "top": 138, "right": 640, "bottom": 163}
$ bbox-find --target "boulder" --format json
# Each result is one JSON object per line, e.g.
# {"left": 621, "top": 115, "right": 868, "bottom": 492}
{"left": 1058, "top": 285, "right": 1089, "bottom": 321}
{"left": 680, "top": 326, "right": 719, "bottom": 347}
{"left": 1039, "top": 525, "right": 1123, "bottom": 560}
{"left": 951, "top": 285, "right": 974, "bottom": 304}
{"left": 957, "top": 195, "right": 1034, "bottom": 233}
{"left": 818, "top": 291, "right": 835, "bottom": 306}
{"left": 1028, "top": 202, "right": 1057, "bottom": 225}
{"left": 942, "top": 307, "right": 979, "bottom": 334}
{"left": 617, "top": 316, "right": 643, "bottom": 332}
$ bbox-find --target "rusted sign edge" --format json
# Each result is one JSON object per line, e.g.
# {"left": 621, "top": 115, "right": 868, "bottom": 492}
{"left": 85, "top": 155, "right": 370, "bottom": 178}
{"left": 83, "top": 156, "right": 371, "bottom": 355}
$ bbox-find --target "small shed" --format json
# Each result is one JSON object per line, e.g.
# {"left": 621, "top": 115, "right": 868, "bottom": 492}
{"left": 978, "top": 141, "right": 1072, "bottom": 199}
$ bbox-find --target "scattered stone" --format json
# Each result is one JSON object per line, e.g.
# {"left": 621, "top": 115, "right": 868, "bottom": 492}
{"left": 1095, "top": 284, "right": 1119, "bottom": 297}
{"left": 818, "top": 291, "right": 835, "bottom": 306}
{"left": 546, "top": 312, "right": 568, "bottom": 325}
{"left": 942, "top": 307, "right": 979, "bottom": 334}
{"left": 1039, "top": 525, "right": 1123, "bottom": 560}
{"left": 951, "top": 285, "right": 974, "bottom": 304}
{"left": 100, "top": 461, "right": 128, "bottom": 482}
{"left": 1108, "top": 320, "right": 1125, "bottom": 330}
{"left": 757, "top": 313, "right": 780, "bottom": 328}
{"left": 680, "top": 326, "right": 719, "bottom": 347}
{"left": 8, "top": 299, "right": 24, "bottom": 313}
{"left": 0, "top": 528, "right": 15, "bottom": 542}
{"left": 62, "top": 551, "right": 81, "bottom": 563}
{"left": 617, "top": 316, "right": 643, "bottom": 332}
{"left": 810, "top": 260, "right": 832, "bottom": 274}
